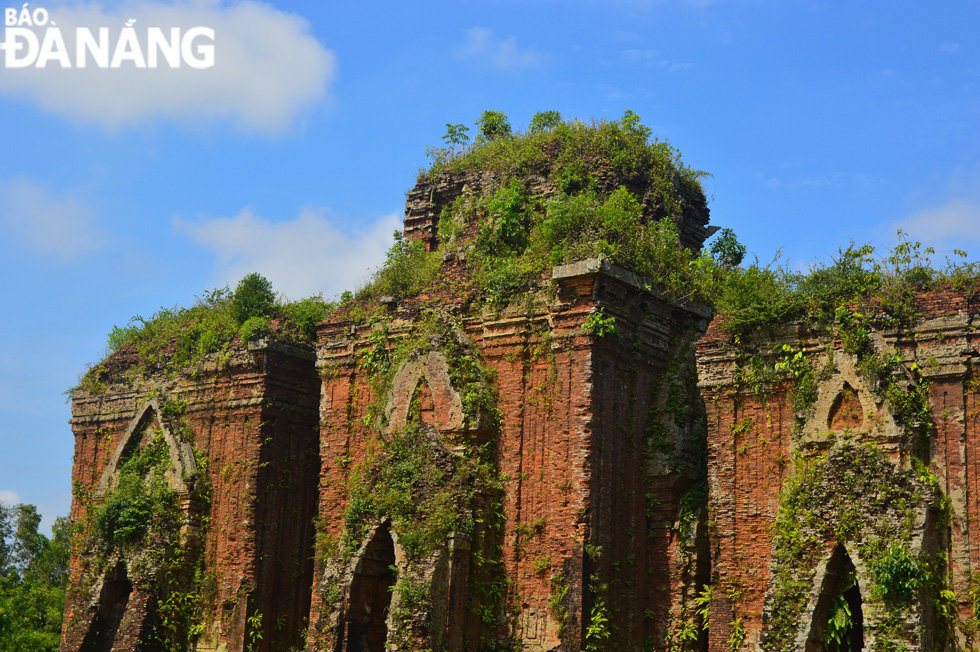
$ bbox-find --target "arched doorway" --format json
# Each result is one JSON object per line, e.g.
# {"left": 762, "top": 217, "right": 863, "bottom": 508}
{"left": 79, "top": 563, "right": 133, "bottom": 652}
{"left": 807, "top": 545, "right": 864, "bottom": 652}
{"left": 341, "top": 525, "right": 397, "bottom": 652}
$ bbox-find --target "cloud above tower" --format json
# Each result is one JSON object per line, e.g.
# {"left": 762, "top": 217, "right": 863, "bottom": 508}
{"left": 0, "top": 1, "right": 336, "bottom": 132}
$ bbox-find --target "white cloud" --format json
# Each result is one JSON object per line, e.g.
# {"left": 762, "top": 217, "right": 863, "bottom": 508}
{"left": 457, "top": 27, "right": 543, "bottom": 73}
{"left": 598, "top": 83, "right": 629, "bottom": 101}
{"left": 941, "top": 42, "right": 961, "bottom": 54}
{"left": 173, "top": 207, "right": 402, "bottom": 299}
{"left": 612, "top": 31, "right": 641, "bottom": 43}
{"left": 0, "top": 1, "right": 336, "bottom": 132}
{"left": 885, "top": 198, "right": 980, "bottom": 251}
{"left": 621, "top": 49, "right": 692, "bottom": 72}
{"left": 622, "top": 48, "right": 663, "bottom": 65}
{"left": 0, "top": 176, "right": 111, "bottom": 260}
{"left": 760, "top": 170, "right": 885, "bottom": 193}
{"left": 0, "top": 490, "right": 20, "bottom": 506}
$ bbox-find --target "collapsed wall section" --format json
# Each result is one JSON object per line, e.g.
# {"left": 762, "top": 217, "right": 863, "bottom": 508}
{"left": 63, "top": 339, "right": 320, "bottom": 652}
{"left": 403, "top": 165, "right": 713, "bottom": 255}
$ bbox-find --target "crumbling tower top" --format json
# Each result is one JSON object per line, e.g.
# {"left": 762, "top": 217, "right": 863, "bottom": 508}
{"left": 403, "top": 113, "right": 713, "bottom": 255}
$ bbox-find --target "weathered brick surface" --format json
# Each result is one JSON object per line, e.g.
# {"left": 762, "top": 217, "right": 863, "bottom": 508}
{"left": 65, "top": 164, "right": 715, "bottom": 652}
{"left": 698, "top": 289, "right": 980, "bottom": 652}
{"left": 63, "top": 340, "right": 320, "bottom": 652}
{"left": 64, "top": 151, "right": 980, "bottom": 652}
{"left": 307, "top": 259, "right": 711, "bottom": 652}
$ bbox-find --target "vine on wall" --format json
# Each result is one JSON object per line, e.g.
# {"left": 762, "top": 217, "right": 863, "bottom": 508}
{"left": 319, "top": 312, "right": 507, "bottom": 650}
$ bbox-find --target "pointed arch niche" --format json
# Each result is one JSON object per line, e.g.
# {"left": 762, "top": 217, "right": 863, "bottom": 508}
{"left": 384, "top": 352, "right": 467, "bottom": 435}
{"left": 382, "top": 346, "right": 494, "bottom": 449}
{"left": 325, "top": 328, "right": 493, "bottom": 650}
{"left": 96, "top": 398, "right": 198, "bottom": 496}
{"left": 79, "top": 398, "right": 203, "bottom": 652}
{"left": 805, "top": 545, "right": 864, "bottom": 652}
{"left": 827, "top": 383, "right": 864, "bottom": 431}
{"left": 800, "top": 353, "right": 898, "bottom": 449}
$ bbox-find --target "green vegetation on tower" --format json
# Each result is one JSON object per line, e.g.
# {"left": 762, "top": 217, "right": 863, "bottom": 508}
{"left": 342, "top": 110, "right": 980, "bottom": 335}
{"left": 356, "top": 110, "right": 727, "bottom": 312}
{"left": 71, "top": 273, "right": 335, "bottom": 392}
{"left": 77, "top": 110, "right": 980, "bottom": 386}
{"left": 716, "top": 234, "right": 980, "bottom": 339}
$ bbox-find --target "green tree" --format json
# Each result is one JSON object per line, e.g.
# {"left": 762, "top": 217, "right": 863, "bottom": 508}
{"left": 370, "top": 231, "right": 441, "bottom": 298}
{"left": 529, "top": 111, "right": 561, "bottom": 133}
{"left": 709, "top": 228, "right": 747, "bottom": 268}
{"left": 11, "top": 504, "right": 44, "bottom": 581}
{"left": 281, "top": 295, "right": 334, "bottom": 342}
{"left": 39, "top": 517, "right": 70, "bottom": 589}
{"left": 232, "top": 273, "right": 277, "bottom": 325}
{"left": 619, "top": 109, "right": 652, "bottom": 143}
{"left": 476, "top": 110, "right": 511, "bottom": 141}
{"left": 0, "top": 504, "right": 12, "bottom": 579}
{"left": 478, "top": 180, "right": 528, "bottom": 256}
{"left": 0, "top": 504, "right": 69, "bottom": 652}
{"left": 442, "top": 123, "right": 470, "bottom": 150}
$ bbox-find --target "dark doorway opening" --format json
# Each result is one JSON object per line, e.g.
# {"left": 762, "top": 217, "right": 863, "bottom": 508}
{"left": 340, "top": 524, "right": 397, "bottom": 652}
{"left": 79, "top": 563, "right": 133, "bottom": 652}
{"left": 807, "top": 545, "right": 864, "bottom": 652}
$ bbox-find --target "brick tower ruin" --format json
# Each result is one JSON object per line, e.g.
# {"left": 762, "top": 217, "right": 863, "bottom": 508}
{"left": 64, "top": 341, "right": 321, "bottom": 652}
{"left": 64, "top": 117, "right": 980, "bottom": 652}
{"left": 697, "top": 292, "right": 980, "bottom": 652}
{"left": 62, "top": 118, "right": 719, "bottom": 652}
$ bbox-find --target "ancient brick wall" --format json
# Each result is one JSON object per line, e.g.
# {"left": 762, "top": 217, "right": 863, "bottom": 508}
{"left": 697, "top": 289, "right": 980, "bottom": 652}
{"left": 64, "top": 140, "right": 716, "bottom": 652}
{"left": 63, "top": 340, "right": 320, "bottom": 652}
{"left": 307, "top": 258, "right": 710, "bottom": 652}
{"left": 585, "top": 269, "right": 711, "bottom": 652}
{"left": 306, "top": 294, "right": 598, "bottom": 651}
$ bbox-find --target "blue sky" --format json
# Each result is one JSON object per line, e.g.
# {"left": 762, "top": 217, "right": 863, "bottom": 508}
{"left": 0, "top": 0, "right": 977, "bottom": 532}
